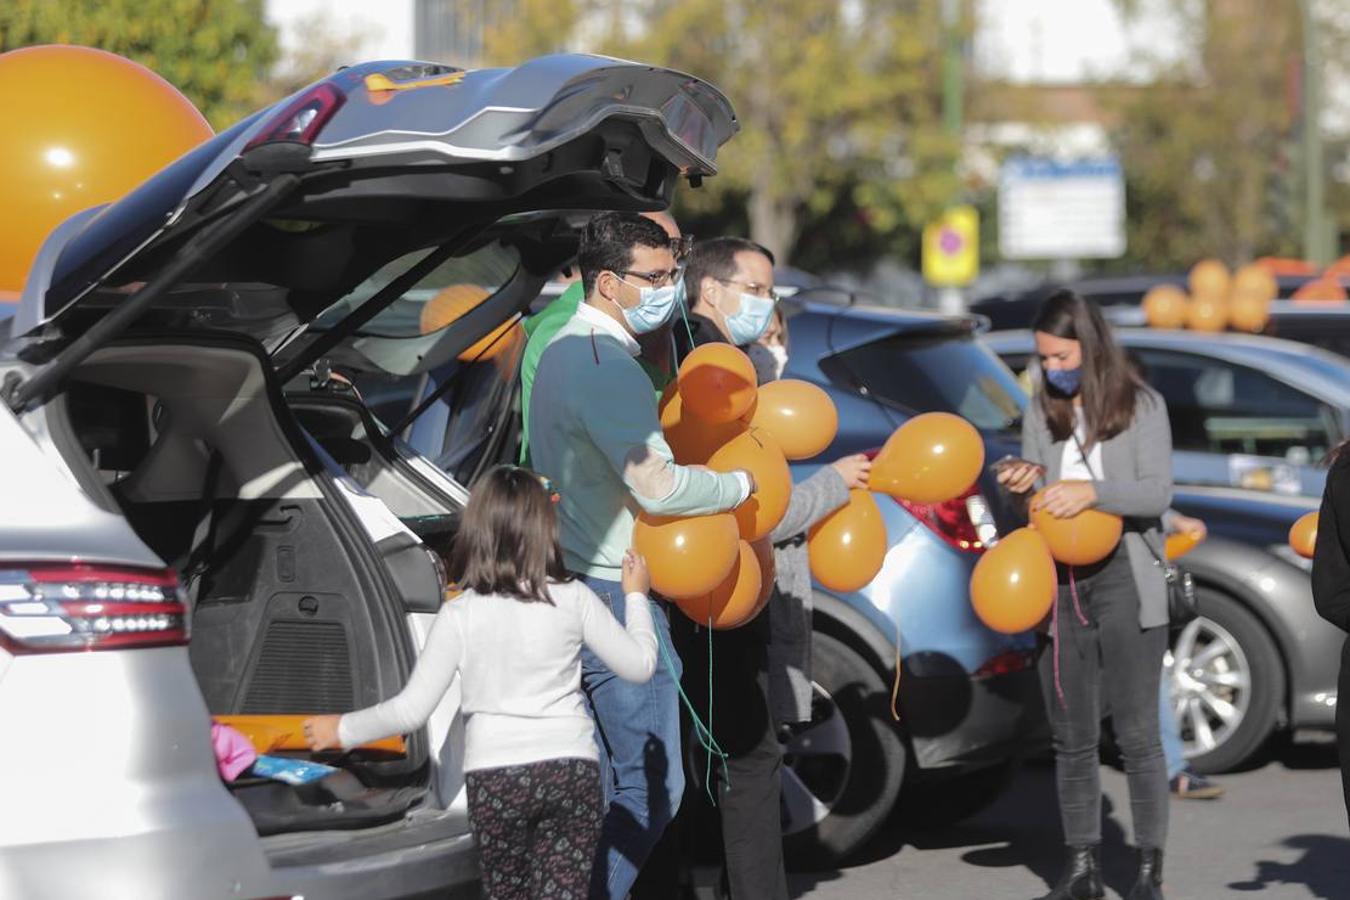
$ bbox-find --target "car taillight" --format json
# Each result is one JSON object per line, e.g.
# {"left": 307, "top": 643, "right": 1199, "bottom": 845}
{"left": 244, "top": 83, "right": 346, "bottom": 150}
{"left": 974, "top": 649, "right": 1037, "bottom": 679}
{"left": 0, "top": 564, "right": 188, "bottom": 655}
{"left": 895, "top": 486, "right": 989, "bottom": 553}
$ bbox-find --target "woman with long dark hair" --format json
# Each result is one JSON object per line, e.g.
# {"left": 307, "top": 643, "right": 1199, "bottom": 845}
{"left": 998, "top": 290, "right": 1173, "bottom": 900}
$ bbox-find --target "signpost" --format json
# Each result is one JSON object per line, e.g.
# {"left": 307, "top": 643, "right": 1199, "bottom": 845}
{"left": 998, "top": 157, "right": 1126, "bottom": 260}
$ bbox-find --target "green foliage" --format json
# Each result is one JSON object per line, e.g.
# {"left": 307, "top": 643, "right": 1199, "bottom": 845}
{"left": 0, "top": 0, "right": 279, "bottom": 130}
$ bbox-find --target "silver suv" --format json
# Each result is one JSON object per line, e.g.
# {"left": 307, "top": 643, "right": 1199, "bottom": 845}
{"left": 0, "top": 55, "right": 735, "bottom": 899}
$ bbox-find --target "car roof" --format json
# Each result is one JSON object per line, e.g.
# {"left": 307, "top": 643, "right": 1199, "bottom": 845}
{"left": 984, "top": 327, "right": 1350, "bottom": 408}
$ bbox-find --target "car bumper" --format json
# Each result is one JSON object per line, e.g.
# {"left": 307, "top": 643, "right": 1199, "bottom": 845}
{"left": 902, "top": 665, "right": 1049, "bottom": 770}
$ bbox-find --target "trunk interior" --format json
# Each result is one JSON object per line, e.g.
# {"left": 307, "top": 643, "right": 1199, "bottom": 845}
{"left": 52, "top": 333, "right": 441, "bottom": 836}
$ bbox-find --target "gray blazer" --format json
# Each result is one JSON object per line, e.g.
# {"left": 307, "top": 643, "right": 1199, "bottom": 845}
{"left": 1021, "top": 386, "right": 1173, "bottom": 629}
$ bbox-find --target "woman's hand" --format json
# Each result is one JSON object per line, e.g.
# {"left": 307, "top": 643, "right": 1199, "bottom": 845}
{"left": 1169, "top": 513, "right": 1208, "bottom": 541}
{"left": 997, "top": 461, "right": 1042, "bottom": 495}
{"left": 622, "top": 549, "right": 651, "bottom": 596}
{"left": 1033, "top": 480, "right": 1098, "bottom": 519}
{"left": 302, "top": 714, "right": 343, "bottom": 751}
{"left": 830, "top": 454, "right": 872, "bottom": 490}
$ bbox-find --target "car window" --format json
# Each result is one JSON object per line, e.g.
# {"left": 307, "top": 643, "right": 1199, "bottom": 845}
{"left": 825, "top": 333, "right": 1025, "bottom": 432}
{"left": 1134, "top": 348, "right": 1339, "bottom": 463}
{"left": 312, "top": 240, "right": 521, "bottom": 339}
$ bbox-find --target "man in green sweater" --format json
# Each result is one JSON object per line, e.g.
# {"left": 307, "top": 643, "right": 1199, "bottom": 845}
{"left": 518, "top": 210, "right": 684, "bottom": 465}
{"left": 529, "top": 213, "right": 750, "bottom": 900}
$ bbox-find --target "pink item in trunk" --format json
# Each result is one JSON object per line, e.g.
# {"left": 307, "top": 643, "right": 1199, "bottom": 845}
{"left": 210, "top": 722, "right": 258, "bottom": 782}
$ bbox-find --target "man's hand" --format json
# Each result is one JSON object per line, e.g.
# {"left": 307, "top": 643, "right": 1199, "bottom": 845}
{"left": 830, "top": 454, "right": 872, "bottom": 491}
{"left": 1032, "top": 480, "right": 1098, "bottom": 519}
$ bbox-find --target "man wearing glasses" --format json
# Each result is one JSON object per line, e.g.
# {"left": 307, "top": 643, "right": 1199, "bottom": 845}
{"left": 675, "top": 237, "right": 779, "bottom": 357}
{"left": 529, "top": 213, "right": 753, "bottom": 900}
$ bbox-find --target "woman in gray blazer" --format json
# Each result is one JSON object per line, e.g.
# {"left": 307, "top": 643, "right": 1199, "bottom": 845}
{"left": 998, "top": 290, "right": 1172, "bottom": 900}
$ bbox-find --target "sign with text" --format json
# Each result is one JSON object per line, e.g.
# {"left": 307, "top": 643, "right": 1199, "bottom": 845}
{"left": 998, "top": 157, "right": 1126, "bottom": 260}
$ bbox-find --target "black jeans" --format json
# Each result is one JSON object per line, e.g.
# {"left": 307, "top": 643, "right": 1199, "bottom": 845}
{"left": 1038, "top": 549, "right": 1169, "bottom": 850}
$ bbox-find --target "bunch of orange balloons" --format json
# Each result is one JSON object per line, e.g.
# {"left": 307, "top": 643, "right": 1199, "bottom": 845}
{"left": 0, "top": 45, "right": 214, "bottom": 294}
{"left": 1141, "top": 259, "right": 1279, "bottom": 335}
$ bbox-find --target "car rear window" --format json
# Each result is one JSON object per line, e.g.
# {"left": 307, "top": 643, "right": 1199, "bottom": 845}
{"left": 824, "top": 333, "right": 1025, "bottom": 432}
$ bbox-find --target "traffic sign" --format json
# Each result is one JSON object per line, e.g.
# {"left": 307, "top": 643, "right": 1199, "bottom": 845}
{"left": 923, "top": 205, "right": 979, "bottom": 287}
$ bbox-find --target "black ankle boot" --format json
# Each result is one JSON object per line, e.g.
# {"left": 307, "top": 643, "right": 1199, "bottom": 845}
{"left": 1127, "top": 847, "right": 1164, "bottom": 899}
{"left": 1035, "top": 845, "right": 1104, "bottom": 900}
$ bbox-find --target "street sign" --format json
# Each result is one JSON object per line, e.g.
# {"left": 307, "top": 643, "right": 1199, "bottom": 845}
{"left": 922, "top": 205, "right": 979, "bottom": 287}
{"left": 998, "top": 157, "right": 1126, "bottom": 260}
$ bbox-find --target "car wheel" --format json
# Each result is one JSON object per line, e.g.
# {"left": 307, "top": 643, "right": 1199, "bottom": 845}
{"left": 781, "top": 632, "right": 905, "bottom": 869}
{"left": 1168, "top": 588, "right": 1284, "bottom": 774}
{"left": 896, "top": 759, "right": 1018, "bottom": 828}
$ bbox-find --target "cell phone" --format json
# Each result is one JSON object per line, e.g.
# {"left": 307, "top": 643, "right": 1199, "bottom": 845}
{"left": 989, "top": 455, "right": 1045, "bottom": 476}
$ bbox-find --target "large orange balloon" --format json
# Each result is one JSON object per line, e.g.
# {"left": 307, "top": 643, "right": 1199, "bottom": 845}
{"left": 420, "top": 284, "right": 522, "bottom": 361}
{"left": 0, "top": 46, "right": 213, "bottom": 292}
{"left": 970, "top": 527, "right": 1057, "bottom": 634}
{"left": 633, "top": 512, "right": 741, "bottom": 599}
{"left": 1164, "top": 532, "right": 1201, "bottom": 561}
{"left": 1189, "top": 259, "right": 1230, "bottom": 299}
{"left": 745, "top": 379, "right": 839, "bottom": 460}
{"left": 1142, "top": 285, "right": 1189, "bottom": 329}
{"left": 1233, "top": 264, "right": 1277, "bottom": 303}
{"left": 706, "top": 428, "right": 792, "bottom": 541}
{"left": 1292, "top": 277, "right": 1348, "bottom": 303}
{"left": 677, "top": 343, "right": 758, "bottom": 424}
{"left": 808, "top": 490, "right": 888, "bottom": 593}
{"left": 1290, "top": 511, "right": 1318, "bottom": 559}
{"left": 676, "top": 540, "right": 765, "bottom": 630}
{"left": 1030, "top": 490, "right": 1123, "bottom": 566}
{"left": 660, "top": 382, "right": 746, "bottom": 464}
{"left": 871, "top": 412, "right": 985, "bottom": 504}
{"left": 1229, "top": 292, "right": 1271, "bottom": 333}
{"left": 1186, "top": 295, "right": 1229, "bottom": 332}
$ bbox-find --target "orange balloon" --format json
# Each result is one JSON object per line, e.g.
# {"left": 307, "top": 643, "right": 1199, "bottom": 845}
{"left": 1142, "top": 285, "right": 1189, "bottom": 329}
{"left": 1186, "top": 295, "right": 1229, "bottom": 332}
{"left": 706, "top": 428, "right": 792, "bottom": 541}
{"left": 1030, "top": 490, "right": 1124, "bottom": 566}
{"left": 677, "top": 343, "right": 758, "bottom": 424}
{"left": 807, "top": 490, "right": 888, "bottom": 593}
{"left": 0, "top": 46, "right": 213, "bottom": 293}
{"left": 750, "top": 536, "right": 777, "bottom": 608}
{"left": 1292, "top": 277, "right": 1348, "bottom": 303}
{"left": 745, "top": 379, "right": 839, "bottom": 460}
{"left": 633, "top": 512, "right": 741, "bottom": 599}
{"left": 1229, "top": 292, "right": 1271, "bottom": 333}
{"left": 420, "top": 284, "right": 522, "bottom": 361}
{"left": 1164, "top": 532, "right": 1201, "bottom": 561}
{"left": 1189, "top": 258, "right": 1231, "bottom": 299}
{"left": 1233, "top": 264, "right": 1277, "bottom": 303}
{"left": 970, "top": 527, "right": 1057, "bottom": 634}
{"left": 871, "top": 412, "right": 985, "bottom": 504}
{"left": 676, "top": 540, "right": 765, "bottom": 630}
{"left": 660, "top": 382, "right": 747, "bottom": 464}
{"left": 1289, "top": 511, "right": 1318, "bottom": 559}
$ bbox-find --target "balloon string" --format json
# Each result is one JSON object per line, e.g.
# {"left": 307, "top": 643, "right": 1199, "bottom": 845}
{"left": 654, "top": 616, "right": 729, "bottom": 805}
{"left": 677, "top": 292, "right": 697, "bottom": 349}
{"left": 1053, "top": 581, "right": 1065, "bottom": 708}
{"left": 1069, "top": 565, "right": 1089, "bottom": 627}
{"left": 889, "top": 625, "right": 903, "bottom": 723}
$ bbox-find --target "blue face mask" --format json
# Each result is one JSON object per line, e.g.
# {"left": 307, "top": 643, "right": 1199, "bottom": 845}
{"left": 1044, "top": 366, "right": 1083, "bottom": 396}
{"left": 721, "top": 292, "right": 776, "bottom": 345}
{"left": 609, "top": 278, "right": 683, "bottom": 335}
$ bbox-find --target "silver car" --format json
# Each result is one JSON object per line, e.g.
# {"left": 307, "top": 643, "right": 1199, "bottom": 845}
{"left": 0, "top": 55, "right": 736, "bottom": 899}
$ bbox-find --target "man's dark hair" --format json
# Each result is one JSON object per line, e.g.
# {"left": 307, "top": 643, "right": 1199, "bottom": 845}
{"left": 683, "top": 237, "right": 776, "bottom": 308}
{"left": 577, "top": 212, "right": 673, "bottom": 298}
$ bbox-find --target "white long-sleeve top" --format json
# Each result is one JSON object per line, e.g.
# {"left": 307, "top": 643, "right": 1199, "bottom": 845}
{"left": 338, "top": 580, "right": 657, "bottom": 772}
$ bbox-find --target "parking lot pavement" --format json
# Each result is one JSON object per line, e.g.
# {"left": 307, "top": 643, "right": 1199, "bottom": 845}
{"left": 787, "top": 736, "right": 1350, "bottom": 899}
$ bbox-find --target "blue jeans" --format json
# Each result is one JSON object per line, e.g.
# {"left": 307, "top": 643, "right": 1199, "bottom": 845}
{"left": 579, "top": 575, "right": 685, "bottom": 900}
{"left": 1160, "top": 666, "right": 1186, "bottom": 779}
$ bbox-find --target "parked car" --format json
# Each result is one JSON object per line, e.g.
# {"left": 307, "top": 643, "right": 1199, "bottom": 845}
{"left": 0, "top": 54, "right": 737, "bottom": 899}
{"left": 984, "top": 328, "right": 1350, "bottom": 497}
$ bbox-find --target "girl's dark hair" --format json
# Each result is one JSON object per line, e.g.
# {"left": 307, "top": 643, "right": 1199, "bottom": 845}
{"left": 446, "top": 465, "right": 572, "bottom": 604}
{"left": 1032, "top": 289, "right": 1147, "bottom": 446}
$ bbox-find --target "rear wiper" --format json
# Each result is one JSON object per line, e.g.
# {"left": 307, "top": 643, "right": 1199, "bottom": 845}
{"left": 5, "top": 176, "right": 300, "bottom": 414}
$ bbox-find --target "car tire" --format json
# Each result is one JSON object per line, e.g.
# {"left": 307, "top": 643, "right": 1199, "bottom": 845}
{"left": 896, "top": 759, "right": 1018, "bottom": 828}
{"left": 780, "top": 632, "right": 906, "bottom": 870}
{"left": 1169, "top": 588, "right": 1284, "bottom": 775}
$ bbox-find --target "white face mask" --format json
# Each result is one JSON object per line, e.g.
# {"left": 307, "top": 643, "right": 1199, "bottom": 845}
{"left": 747, "top": 342, "right": 788, "bottom": 384}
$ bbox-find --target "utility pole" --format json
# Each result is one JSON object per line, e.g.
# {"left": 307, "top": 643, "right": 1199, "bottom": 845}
{"left": 937, "top": 0, "right": 967, "bottom": 313}
{"left": 1297, "top": 0, "right": 1332, "bottom": 265}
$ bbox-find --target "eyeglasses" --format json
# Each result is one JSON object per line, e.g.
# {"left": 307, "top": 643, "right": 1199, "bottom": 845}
{"left": 618, "top": 269, "right": 681, "bottom": 288}
{"left": 672, "top": 234, "right": 694, "bottom": 261}
{"left": 715, "top": 277, "right": 779, "bottom": 302}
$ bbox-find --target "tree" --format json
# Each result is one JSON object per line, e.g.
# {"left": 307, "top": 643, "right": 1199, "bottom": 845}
{"left": 466, "top": 0, "right": 961, "bottom": 266}
{"left": 0, "top": 0, "right": 279, "bottom": 130}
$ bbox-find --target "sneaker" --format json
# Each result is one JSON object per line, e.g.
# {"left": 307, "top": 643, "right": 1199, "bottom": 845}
{"left": 1170, "top": 768, "right": 1225, "bottom": 799}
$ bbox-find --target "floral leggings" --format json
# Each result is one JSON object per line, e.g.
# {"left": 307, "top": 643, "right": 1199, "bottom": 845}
{"left": 465, "top": 758, "right": 604, "bottom": 900}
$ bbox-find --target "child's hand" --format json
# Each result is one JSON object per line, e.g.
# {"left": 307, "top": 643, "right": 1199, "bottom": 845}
{"left": 302, "top": 715, "right": 343, "bottom": 751}
{"left": 622, "top": 549, "right": 651, "bottom": 596}
{"left": 1170, "top": 514, "right": 1208, "bottom": 541}
{"left": 830, "top": 454, "right": 872, "bottom": 490}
